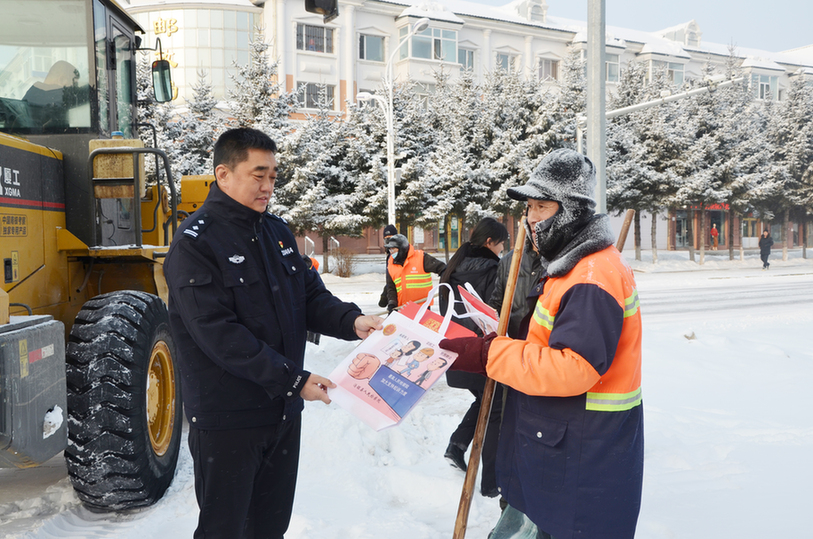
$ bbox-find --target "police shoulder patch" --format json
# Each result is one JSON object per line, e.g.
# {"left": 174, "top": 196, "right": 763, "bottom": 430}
{"left": 182, "top": 213, "right": 211, "bottom": 239}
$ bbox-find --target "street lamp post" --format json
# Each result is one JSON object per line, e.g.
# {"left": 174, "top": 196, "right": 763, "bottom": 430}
{"left": 357, "top": 17, "right": 429, "bottom": 226}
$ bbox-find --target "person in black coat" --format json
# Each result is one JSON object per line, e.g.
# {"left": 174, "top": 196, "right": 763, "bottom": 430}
{"left": 164, "top": 128, "right": 382, "bottom": 539}
{"left": 759, "top": 229, "right": 774, "bottom": 269}
{"left": 438, "top": 217, "right": 508, "bottom": 498}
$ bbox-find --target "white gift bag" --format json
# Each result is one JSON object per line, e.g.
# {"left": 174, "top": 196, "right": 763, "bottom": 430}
{"left": 328, "top": 284, "right": 473, "bottom": 431}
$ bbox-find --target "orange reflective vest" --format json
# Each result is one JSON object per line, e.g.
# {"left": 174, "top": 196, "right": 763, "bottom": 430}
{"left": 487, "top": 245, "right": 643, "bottom": 538}
{"left": 387, "top": 246, "right": 435, "bottom": 306}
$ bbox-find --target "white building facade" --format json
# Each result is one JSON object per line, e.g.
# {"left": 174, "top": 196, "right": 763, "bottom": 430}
{"left": 124, "top": 0, "right": 813, "bottom": 114}
{"left": 123, "top": 0, "right": 813, "bottom": 253}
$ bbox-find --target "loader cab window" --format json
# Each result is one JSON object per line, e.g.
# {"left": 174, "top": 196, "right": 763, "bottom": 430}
{"left": 0, "top": 0, "right": 92, "bottom": 133}
{"left": 94, "top": 0, "right": 137, "bottom": 138}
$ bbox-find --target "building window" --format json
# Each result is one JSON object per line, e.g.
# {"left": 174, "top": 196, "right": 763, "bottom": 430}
{"left": 400, "top": 26, "right": 456, "bottom": 62}
{"left": 742, "top": 218, "right": 758, "bottom": 238}
{"left": 296, "top": 24, "right": 333, "bottom": 54}
{"left": 459, "top": 48, "right": 475, "bottom": 71}
{"left": 530, "top": 5, "right": 545, "bottom": 22}
{"left": 751, "top": 74, "right": 778, "bottom": 100}
{"left": 538, "top": 58, "right": 559, "bottom": 81}
{"left": 359, "top": 34, "right": 384, "bottom": 62}
{"left": 496, "top": 53, "right": 517, "bottom": 72}
{"left": 650, "top": 60, "right": 684, "bottom": 86}
{"left": 606, "top": 54, "right": 619, "bottom": 83}
{"left": 297, "top": 82, "right": 335, "bottom": 109}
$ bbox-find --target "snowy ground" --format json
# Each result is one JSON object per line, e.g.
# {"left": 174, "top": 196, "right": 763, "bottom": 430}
{"left": 2, "top": 248, "right": 812, "bottom": 538}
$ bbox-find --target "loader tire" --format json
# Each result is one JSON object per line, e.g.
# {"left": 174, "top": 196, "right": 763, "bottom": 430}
{"left": 65, "top": 290, "right": 182, "bottom": 511}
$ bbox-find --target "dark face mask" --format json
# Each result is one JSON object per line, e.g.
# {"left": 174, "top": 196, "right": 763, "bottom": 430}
{"left": 524, "top": 212, "right": 557, "bottom": 253}
{"left": 531, "top": 212, "right": 593, "bottom": 262}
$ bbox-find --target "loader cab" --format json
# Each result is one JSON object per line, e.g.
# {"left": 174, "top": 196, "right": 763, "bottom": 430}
{"left": 0, "top": 0, "right": 167, "bottom": 246}
{"left": 0, "top": 0, "right": 141, "bottom": 138}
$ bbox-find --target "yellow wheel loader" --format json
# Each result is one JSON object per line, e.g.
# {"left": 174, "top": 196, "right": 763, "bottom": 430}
{"left": 0, "top": 0, "right": 196, "bottom": 511}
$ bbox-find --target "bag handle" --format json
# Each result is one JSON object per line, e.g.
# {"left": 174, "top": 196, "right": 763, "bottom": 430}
{"left": 414, "top": 282, "right": 456, "bottom": 336}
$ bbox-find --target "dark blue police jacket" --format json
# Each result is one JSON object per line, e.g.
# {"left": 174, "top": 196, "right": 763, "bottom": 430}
{"left": 164, "top": 182, "right": 361, "bottom": 429}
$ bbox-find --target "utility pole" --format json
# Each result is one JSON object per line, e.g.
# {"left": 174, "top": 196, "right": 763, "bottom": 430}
{"left": 586, "top": 0, "right": 607, "bottom": 213}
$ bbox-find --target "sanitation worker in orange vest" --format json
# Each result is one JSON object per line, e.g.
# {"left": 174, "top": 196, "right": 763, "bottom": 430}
{"left": 378, "top": 224, "right": 398, "bottom": 308}
{"left": 383, "top": 234, "right": 446, "bottom": 313}
{"left": 440, "top": 149, "right": 643, "bottom": 539}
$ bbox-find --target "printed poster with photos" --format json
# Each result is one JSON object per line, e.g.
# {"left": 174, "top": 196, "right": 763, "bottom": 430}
{"left": 328, "top": 295, "right": 474, "bottom": 431}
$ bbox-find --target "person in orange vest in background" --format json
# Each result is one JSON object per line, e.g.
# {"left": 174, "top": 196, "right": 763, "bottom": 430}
{"left": 302, "top": 254, "right": 319, "bottom": 272}
{"left": 378, "top": 224, "right": 399, "bottom": 309}
{"left": 384, "top": 234, "right": 446, "bottom": 313}
{"left": 710, "top": 223, "right": 719, "bottom": 250}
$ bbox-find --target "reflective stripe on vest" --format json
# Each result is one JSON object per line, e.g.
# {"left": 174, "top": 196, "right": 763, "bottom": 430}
{"left": 624, "top": 290, "right": 640, "bottom": 318}
{"left": 585, "top": 387, "right": 642, "bottom": 412}
{"left": 393, "top": 276, "right": 403, "bottom": 294}
{"left": 404, "top": 273, "right": 432, "bottom": 290}
{"left": 532, "top": 301, "right": 555, "bottom": 330}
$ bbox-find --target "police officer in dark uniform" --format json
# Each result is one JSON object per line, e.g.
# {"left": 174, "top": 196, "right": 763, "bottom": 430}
{"left": 164, "top": 128, "right": 382, "bottom": 539}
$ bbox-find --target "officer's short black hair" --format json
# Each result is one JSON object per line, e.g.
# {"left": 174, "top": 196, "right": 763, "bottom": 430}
{"left": 213, "top": 128, "right": 277, "bottom": 171}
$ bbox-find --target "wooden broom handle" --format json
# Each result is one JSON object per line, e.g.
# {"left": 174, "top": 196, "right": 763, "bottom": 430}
{"left": 616, "top": 209, "right": 635, "bottom": 253}
{"left": 452, "top": 218, "right": 526, "bottom": 539}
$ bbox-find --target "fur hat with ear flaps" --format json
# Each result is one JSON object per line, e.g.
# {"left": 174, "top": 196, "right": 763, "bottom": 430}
{"left": 508, "top": 149, "right": 615, "bottom": 277}
{"left": 384, "top": 234, "right": 410, "bottom": 265}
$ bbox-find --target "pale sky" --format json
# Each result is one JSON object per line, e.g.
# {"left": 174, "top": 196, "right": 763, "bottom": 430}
{"left": 469, "top": 0, "right": 813, "bottom": 53}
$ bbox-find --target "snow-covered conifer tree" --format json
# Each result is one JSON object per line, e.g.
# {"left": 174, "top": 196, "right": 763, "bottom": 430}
{"left": 341, "top": 100, "right": 388, "bottom": 227}
{"left": 674, "top": 62, "right": 744, "bottom": 264}
{"left": 765, "top": 74, "right": 813, "bottom": 259}
{"left": 173, "top": 70, "right": 225, "bottom": 178}
{"left": 549, "top": 47, "right": 586, "bottom": 148}
{"left": 607, "top": 61, "right": 687, "bottom": 261}
{"left": 472, "top": 70, "right": 548, "bottom": 218}
{"left": 388, "top": 82, "right": 435, "bottom": 227}
{"left": 271, "top": 86, "right": 364, "bottom": 272}
{"left": 228, "top": 27, "right": 295, "bottom": 142}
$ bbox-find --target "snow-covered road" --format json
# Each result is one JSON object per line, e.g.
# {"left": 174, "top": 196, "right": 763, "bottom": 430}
{"left": 638, "top": 267, "right": 813, "bottom": 318}
{"left": 2, "top": 254, "right": 813, "bottom": 538}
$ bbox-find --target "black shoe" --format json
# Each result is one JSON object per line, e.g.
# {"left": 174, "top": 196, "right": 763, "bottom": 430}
{"left": 444, "top": 443, "right": 467, "bottom": 472}
{"left": 481, "top": 486, "right": 500, "bottom": 498}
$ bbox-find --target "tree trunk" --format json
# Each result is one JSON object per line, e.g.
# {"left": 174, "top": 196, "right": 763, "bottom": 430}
{"left": 650, "top": 210, "right": 658, "bottom": 264}
{"left": 687, "top": 209, "right": 695, "bottom": 262}
{"left": 783, "top": 209, "right": 790, "bottom": 261}
{"left": 728, "top": 210, "right": 735, "bottom": 260}
{"left": 634, "top": 210, "right": 641, "bottom": 261}
{"left": 322, "top": 235, "right": 330, "bottom": 274}
{"left": 698, "top": 204, "right": 706, "bottom": 265}
{"left": 802, "top": 217, "right": 807, "bottom": 259}
{"left": 738, "top": 211, "right": 745, "bottom": 261}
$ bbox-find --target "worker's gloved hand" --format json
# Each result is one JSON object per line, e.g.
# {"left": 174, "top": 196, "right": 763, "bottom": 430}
{"left": 378, "top": 291, "right": 388, "bottom": 308}
{"left": 387, "top": 302, "right": 397, "bottom": 313}
{"left": 439, "top": 333, "right": 497, "bottom": 377}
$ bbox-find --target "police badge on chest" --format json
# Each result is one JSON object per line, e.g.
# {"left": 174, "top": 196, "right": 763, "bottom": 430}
{"left": 278, "top": 240, "right": 294, "bottom": 257}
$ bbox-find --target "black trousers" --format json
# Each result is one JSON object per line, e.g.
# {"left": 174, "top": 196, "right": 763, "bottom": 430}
{"left": 449, "top": 384, "right": 504, "bottom": 494}
{"left": 761, "top": 252, "right": 770, "bottom": 267}
{"left": 189, "top": 417, "right": 301, "bottom": 539}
